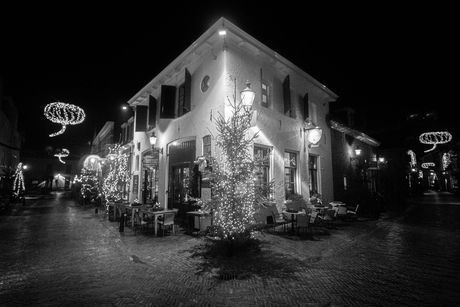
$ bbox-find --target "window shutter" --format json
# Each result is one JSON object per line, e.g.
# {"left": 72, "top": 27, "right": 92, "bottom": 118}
{"left": 148, "top": 95, "right": 157, "bottom": 128}
{"left": 160, "top": 85, "right": 176, "bottom": 118}
{"left": 283, "top": 75, "right": 291, "bottom": 116}
{"left": 184, "top": 68, "right": 191, "bottom": 114}
{"left": 303, "top": 93, "right": 309, "bottom": 120}
{"left": 260, "top": 68, "right": 267, "bottom": 108}
{"left": 135, "top": 105, "right": 148, "bottom": 132}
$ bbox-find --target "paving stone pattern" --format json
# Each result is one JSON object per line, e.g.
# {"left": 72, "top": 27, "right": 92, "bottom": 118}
{"left": 1, "top": 192, "right": 460, "bottom": 306}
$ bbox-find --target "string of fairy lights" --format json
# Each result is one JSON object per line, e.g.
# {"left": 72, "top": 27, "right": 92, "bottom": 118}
{"left": 206, "top": 99, "right": 259, "bottom": 239}
{"left": 54, "top": 148, "right": 70, "bottom": 164}
{"left": 102, "top": 144, "right": 130, "bottom": 202}
{"left": 44, "top": 102, "right": 85, "bottom": 137}
{"left": 12, "top": 163, "right": 25, "bottom": 197}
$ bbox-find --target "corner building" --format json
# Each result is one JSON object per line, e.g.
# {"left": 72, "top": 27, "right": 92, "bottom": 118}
{"left": 126, "top": 18, "right": 338, "bottom": 219}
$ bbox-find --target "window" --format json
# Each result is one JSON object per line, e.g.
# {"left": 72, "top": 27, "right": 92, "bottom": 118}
{"left": 203, "top": 135, "right": 211, "bottom": 156}
{"left": 310, "top": 103, "right": 317, "bottom": 125}
{"left": 178, "top": 83, "right": 186, "bottom": 117}
{"left": 177, "top": 68, "right": 192, "bottom": 117}
{"left": 254, "top": 146, "right": 271, "bottom": 197}
{"left": 261, "top": 83, "right": 269, "bottom": 108}
{"left": 303, "top": 93, "right": 309, "bottom": 120}
{"left": 283, "top": 75, "right": 291, "bottom": 117}
{"left": 284, "top": 151, "right": 297, "bottom": 198}
{"left": 135, "top": 155, "right": 139, "bottom": 171}
{"left": 309, "top": 155, "right": 319, "bottom": 194}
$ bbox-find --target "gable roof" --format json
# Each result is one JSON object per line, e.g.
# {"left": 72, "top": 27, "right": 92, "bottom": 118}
{"left": 128, "top": 17, "right": 338, "bottom": 105}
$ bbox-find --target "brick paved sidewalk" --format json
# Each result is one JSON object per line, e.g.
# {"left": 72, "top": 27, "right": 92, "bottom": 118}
{"left": 4, "top": 195, "right": 457, "bottom": 306}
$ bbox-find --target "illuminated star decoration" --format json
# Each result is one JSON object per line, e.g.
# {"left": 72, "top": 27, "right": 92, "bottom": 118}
{"left": 419, "top": 131, "right": 452, "bottom": 153}
{"left": 54, "top": 148, "right": 69, "bottom": 164}
{"left": 44, "top": 102, "right": 85, "bottom": 137}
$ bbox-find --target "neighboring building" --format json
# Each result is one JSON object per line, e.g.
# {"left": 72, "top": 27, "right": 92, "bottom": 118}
{"left": 21, "top": 149, "right": 81, "bottom": 191}
{"left": 0, "top": 77, "right": 22, "bottom": 197}
{"left": 328, "top": 107, "right": 382, "bottom": 208}
{"left": 125, "top": 17, "right": 338, "bottom": 217}
{"left": 91, "top": 121, "right": 115, "bottom": 158}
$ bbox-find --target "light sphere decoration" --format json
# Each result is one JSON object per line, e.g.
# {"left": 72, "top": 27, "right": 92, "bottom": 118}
{"left": 44, "top": 102, "right": 86, "bottom": 137}
{"left": 419, "top": 131, "right": 452, "bottom": 153}
{"left": 84, "top": 155, "right": 101, "bottom": 171}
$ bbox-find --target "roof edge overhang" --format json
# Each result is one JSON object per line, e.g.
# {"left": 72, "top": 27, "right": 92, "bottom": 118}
{"left": 330, "top": 119, "right": 380, "bottom": 147}
{"left": 127, "top": 17, "right": 339, "bottom": 105}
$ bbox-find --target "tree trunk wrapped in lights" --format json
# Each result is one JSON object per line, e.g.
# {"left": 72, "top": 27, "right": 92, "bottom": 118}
{"left": 102, "top": 144, "right": 130, "bottom": 202}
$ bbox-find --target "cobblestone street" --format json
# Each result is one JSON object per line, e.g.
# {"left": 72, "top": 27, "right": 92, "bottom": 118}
{"left": 1, "top": 191, "right": 460, "bottom": 306}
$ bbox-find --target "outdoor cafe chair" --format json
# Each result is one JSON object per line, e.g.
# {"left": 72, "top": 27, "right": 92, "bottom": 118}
{"left": 265, "top": 212, "right": 288, "bottom": 233}
{"left": 336, "top": 206, "right": 348, "bottom": 221}
{"left": 318, "top": 209, "right": 336, "bottom": 229}
{"left": 134, "top": 212, "right": 148, "bottom": 235}
{"left": 308, "top": 211, "right": 319, "bottom": 233}
{"left": 346, "top": 204, "right": 360, "bottom": 221}
{"left": 296, "top": 214, "right": 309, "bottom": 237}
{"left": 157, "top": 211, "right": 177, "bottom": 236}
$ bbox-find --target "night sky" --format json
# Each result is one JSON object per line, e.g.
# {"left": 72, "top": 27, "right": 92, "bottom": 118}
{"left": 1, "top": 2, "right": 458, "bottom": 154}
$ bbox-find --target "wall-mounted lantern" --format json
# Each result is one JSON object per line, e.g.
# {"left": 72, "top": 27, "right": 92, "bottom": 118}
{"left": 305, "top": 126, "right": 322, "bottom": 148}
{"left": 148, "top": 132, "right": 163, "bottom": 154}
{"left": 350, "top": 146, "right": 362, "bottom": 162}
{"left": 240, "top": 80, "right": 256, "bottom": 109}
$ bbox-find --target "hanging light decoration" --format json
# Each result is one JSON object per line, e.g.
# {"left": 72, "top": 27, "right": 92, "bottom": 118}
{"left": 421, "top": 162, "right": 435, "bottom": 169}
{"left": 44, "top": 102, "right": 85, "bottom": 137}
{"left": 407, "top": 150, "right": 417, "bottom": 167}
{"left": 419, "top": 131, "right": 452, "bottom": 153}
{"left": 54, "top": 148, "right": 69, "bottom": 164}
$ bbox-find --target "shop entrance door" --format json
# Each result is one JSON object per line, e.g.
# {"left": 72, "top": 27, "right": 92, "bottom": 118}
{"left": 170, "top": 164, "right": 190, "bottom": 220}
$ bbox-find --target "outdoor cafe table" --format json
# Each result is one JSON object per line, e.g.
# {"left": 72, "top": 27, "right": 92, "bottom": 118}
{"left": 123, "top": 205, "right": 148, "bottom": 228}
{"left": 107, "top": 201, "right": 132, "bottom": 222}
{"left": 313, "top": 206, "right": 327, "bottom": 215}
{"left": 141, "top": 209, "right": 175, "bottom": 236}
{"left": 282, "top": 210, "right": 305, "bottom": 233}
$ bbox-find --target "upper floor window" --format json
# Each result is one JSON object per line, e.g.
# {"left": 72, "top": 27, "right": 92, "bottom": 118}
{"left": 160, "top": 69, "right": 191, "bottom": 119}
{"left": 178, "top": 83, "right": 186, "bottom": 117}
{"left": 283, "top": 75, "right": 292, "bottom": 118}
{"left": 261, "top": 83, "right": 269, "bottom": 108}
{"left": 310, "top": 103, "right": 317, "bottom": 125}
